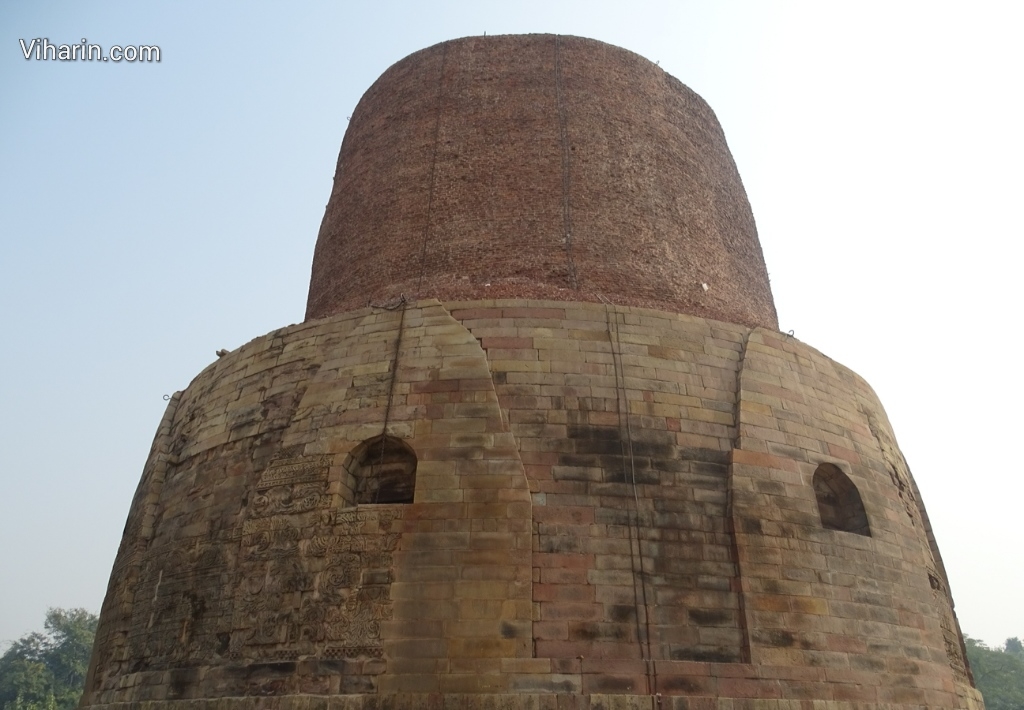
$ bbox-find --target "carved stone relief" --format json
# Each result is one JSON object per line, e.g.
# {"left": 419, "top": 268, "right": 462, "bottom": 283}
{"left": 232, "top": 455, "right": 401, "bottom": 661}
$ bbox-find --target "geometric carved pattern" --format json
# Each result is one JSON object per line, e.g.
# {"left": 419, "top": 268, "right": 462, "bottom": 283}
{"left": 257, "top": 455, "right": 334, "bottom": 490}
{"left": 251, "top": 455, "right": 333, "bottom": 518}
{"left": 233, "top": 454, "right": 401, "bottom": 663}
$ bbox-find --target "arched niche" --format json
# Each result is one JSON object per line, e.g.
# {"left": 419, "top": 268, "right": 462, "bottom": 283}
{"left": 813, "top": 463, "right": 870, "bottom": 536}
{"left": 344, "top": 435, "right": 418, "bottom": 505}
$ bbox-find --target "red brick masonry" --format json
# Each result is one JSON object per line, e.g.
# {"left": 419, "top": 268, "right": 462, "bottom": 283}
{"left": 306, "top": 35, "right": 777, "bottom": 331}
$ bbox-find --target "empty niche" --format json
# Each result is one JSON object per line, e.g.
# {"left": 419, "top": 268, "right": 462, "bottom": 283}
{"left": 812, "top": 463, "right": 870, "bottom": 536}
{"left": 347, "top": 435, "right": 417, "bottom": 505}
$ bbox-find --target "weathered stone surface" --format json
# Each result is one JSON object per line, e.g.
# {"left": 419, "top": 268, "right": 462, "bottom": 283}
{"left": 83, "top": 300, "right": 982, "bottom": 709}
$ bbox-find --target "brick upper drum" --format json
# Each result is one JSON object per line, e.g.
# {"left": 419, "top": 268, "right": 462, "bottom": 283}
{"left": 306, "top": 34, "right": 778, "bottom": 330}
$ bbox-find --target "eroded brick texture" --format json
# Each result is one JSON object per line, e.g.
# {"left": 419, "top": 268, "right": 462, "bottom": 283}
{"left": 84, "top": 300, "right": 983, "bottom": 710}
{"left": 305, "top": 35, "right": 777, "bottom": 331}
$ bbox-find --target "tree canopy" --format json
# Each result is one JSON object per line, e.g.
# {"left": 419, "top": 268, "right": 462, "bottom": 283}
{"left": 0, "top": 609, "right": 97, "bottom": 710}
{"left": 965, "top": 636, "right": 1024, "bottom": 710}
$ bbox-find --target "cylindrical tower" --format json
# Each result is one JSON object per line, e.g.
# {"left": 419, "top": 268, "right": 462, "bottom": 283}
{"left": 306, "top": 34, "right": 776, "bottom": 330}
{"left": 83, "top": 35, "right": 983, "bottom": 710}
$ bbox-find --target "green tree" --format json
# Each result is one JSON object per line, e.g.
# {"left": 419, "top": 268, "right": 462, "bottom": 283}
{"left": 1006, "top": 637, "right": 1024, "bottom": 660}
{"left": 0, "top": 609, "right": 97, "bottom": 710}
{"left": 965, "top": 636, "right": 1024, "bottom": 710}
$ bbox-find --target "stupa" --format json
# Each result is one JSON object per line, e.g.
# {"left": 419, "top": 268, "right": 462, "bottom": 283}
{"left": 82, "top": 34, "right": 983, "bottom": 710}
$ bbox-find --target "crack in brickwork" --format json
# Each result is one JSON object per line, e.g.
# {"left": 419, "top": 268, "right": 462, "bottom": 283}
{"left": 553, "top": 36, "right": 578, "bottom": 291}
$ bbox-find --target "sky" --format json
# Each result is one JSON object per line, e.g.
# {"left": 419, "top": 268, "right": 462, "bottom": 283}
{"left": 1, "top": 1, "right": 1021, "bottom": 652}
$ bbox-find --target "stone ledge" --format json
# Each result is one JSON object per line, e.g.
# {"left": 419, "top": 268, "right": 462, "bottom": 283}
{"left": 81, "top": 693, "right": 980, "bottom": 710}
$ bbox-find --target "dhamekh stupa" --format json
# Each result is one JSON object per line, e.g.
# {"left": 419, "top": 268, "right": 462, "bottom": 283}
{"left": 82, "top": 35, "right": 984, "bottom": 710}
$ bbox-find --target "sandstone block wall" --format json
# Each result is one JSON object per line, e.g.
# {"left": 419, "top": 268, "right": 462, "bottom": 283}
{"left": 83, "top": 299, "right": 981, "bottom": 710}
{"left": 306, "top": 35, "right": 777, "bottom": 330}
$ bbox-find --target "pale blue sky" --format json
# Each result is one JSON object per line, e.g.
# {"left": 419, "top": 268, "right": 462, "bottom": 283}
{"left": 1, "top": 1, "right": 1021, "bottom": 650}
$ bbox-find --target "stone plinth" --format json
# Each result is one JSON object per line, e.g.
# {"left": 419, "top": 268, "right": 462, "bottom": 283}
{"left": 82, "top": 299, "right": 981, "bottom": 710}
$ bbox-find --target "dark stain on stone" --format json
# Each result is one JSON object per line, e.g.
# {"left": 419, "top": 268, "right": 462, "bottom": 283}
{"left": 167, "top": 668, "right": 199, "bottom": 699}
{"left": 741, "top": 517, "right": 764, "bottom": 534}
{"left": 680, "top": 447, "right": 730, "bottom": 465}
{"left": 688, "top": 609, "right": 732, "bottom": 626}
{"left": 591, "top": 675, "right": 635, "bottom": 692}
{"left": 754, "top": 629, "right": 795, "bottom": 647}
{"left": 660, "top": 676, "right": 706, "bottom": 693}
{"left": 610, "top": 605, "right": 636, "bottom": 623}
{"left": 670, "top": 647, "right": 740, "bottom": 663}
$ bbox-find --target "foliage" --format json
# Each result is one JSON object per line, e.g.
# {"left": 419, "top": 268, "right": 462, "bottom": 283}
{"left": 965, "top": 636, "right": 1024, "bottom": 710}
{"left": 1006, "top": 637, "right": 1024, "bottom": 659}
{"left": 0, "top": 609, "right": 97, "bottom": 710}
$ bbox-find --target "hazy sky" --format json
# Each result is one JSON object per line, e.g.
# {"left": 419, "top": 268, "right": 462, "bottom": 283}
{"left": 1, "top": 1, "right": 1021, "bottom": 651}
